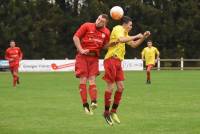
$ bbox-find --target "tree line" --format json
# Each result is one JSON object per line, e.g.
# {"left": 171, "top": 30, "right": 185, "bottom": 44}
{"left": 0, "top": 0, "right": 200, "bottom": 60}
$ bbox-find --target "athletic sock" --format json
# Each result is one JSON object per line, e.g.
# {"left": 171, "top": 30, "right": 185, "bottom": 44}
{"left": 89, "top": 84, "right": 97, "bottom": 103}
{"left": 79, "top": 84, "right": 87, "bottom": 104}
{"left": 147, "top": 71, "right": 150, "bottom": 81}
{"left": 104, "top": 90, "right": 112, "bottom": 114}
{"left": 13, "top": 75, "right": 18, "bottom": 87}
{"left": 111, "top": 90, "right": 123, "bottom": 113}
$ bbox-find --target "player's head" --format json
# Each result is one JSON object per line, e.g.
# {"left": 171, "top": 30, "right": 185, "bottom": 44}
{"left": 121, "top": 16, "right": 133, "bottom": 32}
{"left": 95, "top": 14, "right": 109, "bottom": 28}
{"left": 147, "top": 40, "right": 153, "bottom": 47}
{"left": 10, "top": 40, "right": 16, "bottom": 48}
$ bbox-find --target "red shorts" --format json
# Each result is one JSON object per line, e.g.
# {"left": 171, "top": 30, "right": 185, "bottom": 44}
{"left": 9, "top": 62, "right": 19, "bottom": 71}
{"left": 103, "top": 57, "right": 124, "bottom": 83}
{"left": 146, "top": 64, "right": 154, "bottom": 71}
{"left": 75, "top": 54, "right": 99, "bottom": 78}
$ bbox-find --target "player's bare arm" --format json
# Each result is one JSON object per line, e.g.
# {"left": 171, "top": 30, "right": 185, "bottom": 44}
{"left": 19, "top": 49, "right": 23, "bottom": 61}
{"left": 73, "top": 35, "right": 89, "bottom": 54}
{"left": 103, "top": 41, "right": 119, "bottom": 49}
{"left": 141, "top": 52, "right": 145, "bottom": 61}
{"left": 128, "top": 31, "right": 151, "bottom": 48}
{"left": 143, "top": 31, "right": 151, "bottom": 38}
{"left": 155, "top": 53, "right": 160, "bottom": 63}
{"left": 117, "top": 33, "right": 142, "bottom": 43}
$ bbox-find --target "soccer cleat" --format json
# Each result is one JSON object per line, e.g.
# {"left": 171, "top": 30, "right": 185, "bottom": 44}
{"left": 84, "top": 107, "right": 93, "bottom": 115}
{"left": 111, "top": 113, "right": 120, "bottom": 124}
{"left": 146, "top": 80, "right": 151, "bottom": 84}
{"left": 90, "top": 102, "right": 98, "bottom": 110}
{"left": 148, "top": 80, "right": 151, "bottom": 84}
{"left": 104, "top": 114, "right": 113, "bottom": 126}
{"left": 83, "top": 103, "right": 93, "bottom": 115}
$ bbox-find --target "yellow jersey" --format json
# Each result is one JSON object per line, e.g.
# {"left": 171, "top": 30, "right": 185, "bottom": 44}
{"left": 141, "top": 46, "right": 159, "bottom": 65}
{"left": 104, "top": 25, "right": 130, "bottom": 61}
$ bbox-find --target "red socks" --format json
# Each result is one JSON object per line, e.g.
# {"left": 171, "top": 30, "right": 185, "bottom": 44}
{"left": 89, "top": 85, "right": 97, "bottom": 102}
{"left": 147, "top": 71, "right": 150, "bottom": 80}
{"left": 146, "top": 65, "right": 152, "bottom": 81}
{"left": 79, "top": 84, "right": 98, "bottom": 105}
{"left": 104, "top": 90, "right": 123, "bottom": 114}
{"left": 111, "top": 91, "right": 123, "bottom": 113}
{"left": 104, "top": 90, "right": 112, "bottom": 114}
{"left": 79, "top": 84, "right": 87, "bottom": 104}
{"left": 113, "top": 91, "right": 122, "bottom": 105}
{"left": 13, "top": 75, "right": 18, "bottom": 87}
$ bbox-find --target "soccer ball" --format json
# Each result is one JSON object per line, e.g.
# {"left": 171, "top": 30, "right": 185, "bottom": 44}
{"left": 110, "top": 6, "right": 124, "bottom": 20}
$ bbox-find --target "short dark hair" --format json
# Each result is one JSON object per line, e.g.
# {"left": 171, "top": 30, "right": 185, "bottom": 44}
{"left": 147, "top": 39, "right": 152, "bottom": 43}
{"left": 10, "top": 40, "right": 15, "bottom": 42}
{"left": 100, "top": 14, "right": 109, "bottom": 22}
{"left": 121, "top": 16, "right": 132, "bottom": 24}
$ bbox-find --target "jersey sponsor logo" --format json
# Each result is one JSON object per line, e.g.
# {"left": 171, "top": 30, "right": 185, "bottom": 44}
{"left": 89, "top": 31, "right": 95, "bottom": 33}
{"left": 102, "top": 33, "right": 105, "bottom": 38}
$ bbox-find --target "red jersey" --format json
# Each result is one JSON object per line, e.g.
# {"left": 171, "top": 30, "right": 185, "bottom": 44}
{"left": 74, "top": 22, "right": 110, "bottom": 56}
{"left": 5, "top": 47, "right": 23, "bottom": 66}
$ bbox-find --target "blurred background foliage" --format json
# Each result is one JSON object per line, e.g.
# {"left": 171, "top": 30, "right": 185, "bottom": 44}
{"left": 0, "top": 0, "right": 199, "bottom": 59}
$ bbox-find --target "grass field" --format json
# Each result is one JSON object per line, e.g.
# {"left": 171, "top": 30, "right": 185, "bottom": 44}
{"left": 0, "top": 71, "right": 200, "bottom": 134}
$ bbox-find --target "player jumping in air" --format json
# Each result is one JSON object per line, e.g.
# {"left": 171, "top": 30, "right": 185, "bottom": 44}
{"left": 73, "top": 14, "right": 110, "bottom": 115}
{"left": 102, "top": 16, "right": 151, "bottom": 125}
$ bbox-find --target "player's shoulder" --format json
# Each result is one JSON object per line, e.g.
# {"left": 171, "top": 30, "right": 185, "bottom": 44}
{"left": 111, "top": 25, "right": 123, "bottom": 35}
{"left": 6, "top": 47, "right": 11, "bottom": 51}
{"left": 83, "top": 22, "right": 94, "bottom": 27}
{"left": 113, "top": 25, "right": 123, "bottom": 30}
{"left": 103, "top": 27, "right": 110, "bottom": 35}
{"left": 152, "top": 46, "right": 158, "bottom": 50}
{"left": 15, "top": 47, "right": 21, "bottom": 50}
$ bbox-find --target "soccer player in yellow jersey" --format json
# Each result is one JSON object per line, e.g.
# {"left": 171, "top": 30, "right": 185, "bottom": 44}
{"left": 102, "top": 16, "right": 151, "bottom": 126}
{"left": 141, "top": 40, "right": 160, "bottom": 84}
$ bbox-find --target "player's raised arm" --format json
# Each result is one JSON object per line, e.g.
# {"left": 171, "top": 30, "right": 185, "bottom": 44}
{"left": 127, "top": 31, "right": 151, "bottom": 48}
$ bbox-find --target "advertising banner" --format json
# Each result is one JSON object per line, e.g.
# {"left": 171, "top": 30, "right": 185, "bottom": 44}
{"left": 1, "top": 59, "right": 144, "bottom": 72}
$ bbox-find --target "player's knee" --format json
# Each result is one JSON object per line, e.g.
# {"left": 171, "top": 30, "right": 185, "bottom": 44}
{"left": 116, "top": 82, "right": 124, "bottom": 92}
{"left": 88, "top": 77, "right": 96, "bottom": 85}
{"left": 106, "top": 88, "right": 113, "bottom": 93}
{"left": 80, "top": 77, "right": 87, "bottom": 84}
{"left": 106, "top": 83, "right": 115, "bottom": 92}
{"left": 117, "top": 87, "right": 124, "bottom": 92}
{"left": 13, "top": 73, "right": 18, "bottom": 77}
{"left": 89, "top": 80, "right": 96, "bottom": 85}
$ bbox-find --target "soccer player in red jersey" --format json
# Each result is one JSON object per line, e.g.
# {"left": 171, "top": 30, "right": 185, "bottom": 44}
{"left": 5, "top": 40, "right": 23, "bottom": 87}
{"left": 73, "top": 14, "right": 110, "bottom": 115}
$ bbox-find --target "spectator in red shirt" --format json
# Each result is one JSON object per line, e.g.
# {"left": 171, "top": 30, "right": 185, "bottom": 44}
{"left": 73, "top": 14, "right": 110, "bottom": 115}
{"left": 5, "top": 40, "right": 23, "bottom": 87}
